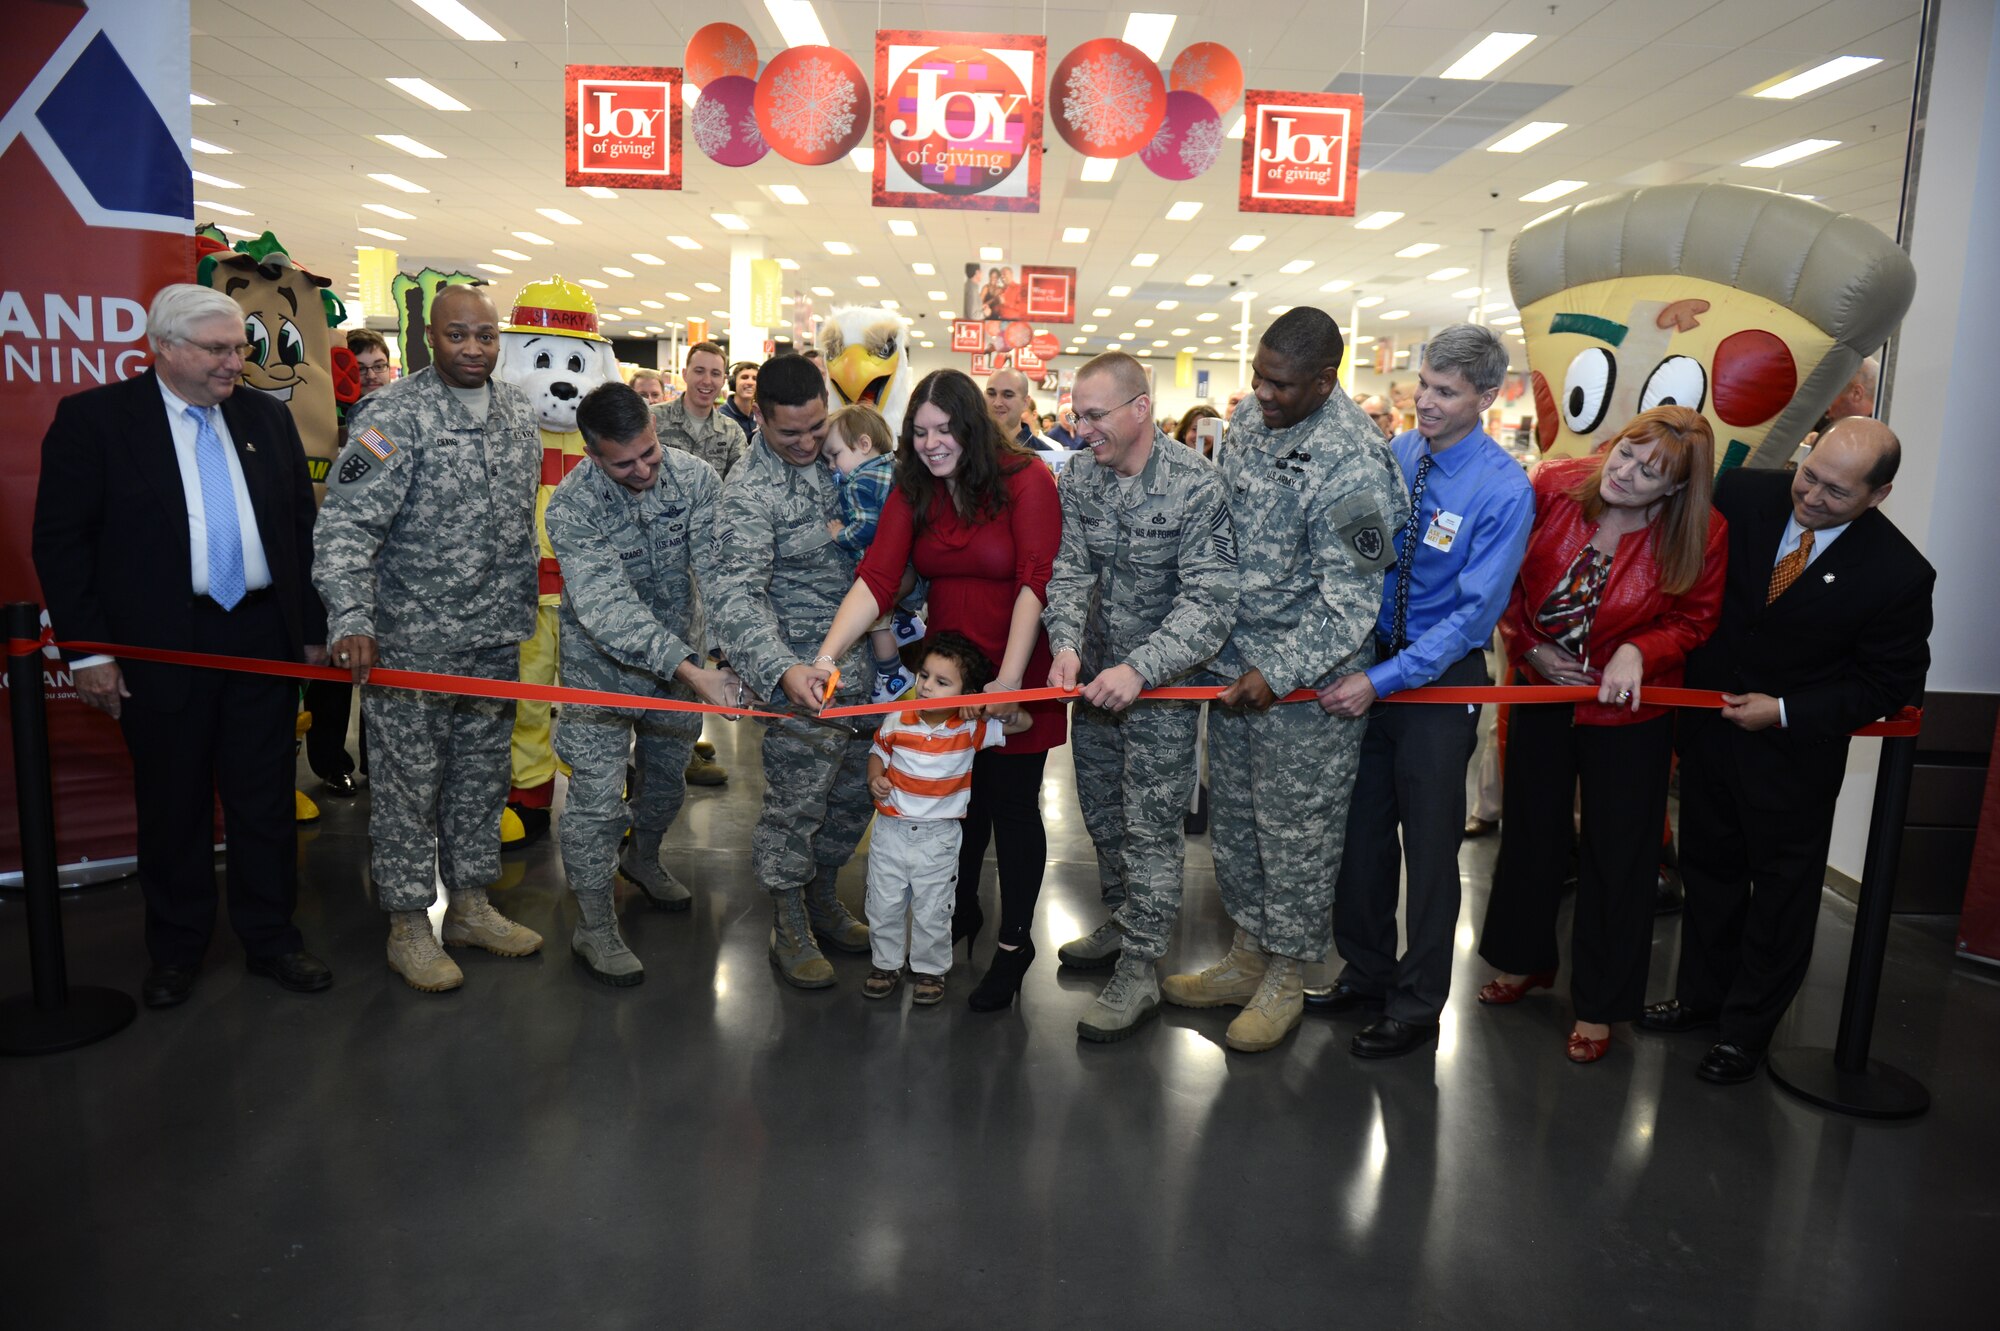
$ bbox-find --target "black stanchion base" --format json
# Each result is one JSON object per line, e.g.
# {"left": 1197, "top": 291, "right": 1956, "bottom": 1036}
{"left": 0, "top": 987, "right": 137, "bottom": 1055}
{"left": 1767, "top": 1046, "right": 1931, "bottom": 1121}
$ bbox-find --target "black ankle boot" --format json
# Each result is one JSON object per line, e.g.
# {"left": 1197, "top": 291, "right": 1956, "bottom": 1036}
{"left": 952, "top": 896, "right": 985, "bottom": 949}
{"left": 968, "top": 939, "right": 1034, "bottom": 1012}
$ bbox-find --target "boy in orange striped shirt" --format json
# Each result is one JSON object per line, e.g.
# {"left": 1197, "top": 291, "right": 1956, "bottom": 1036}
{"left": 864, "top": 632, "right": 1029, "bottom": 1004}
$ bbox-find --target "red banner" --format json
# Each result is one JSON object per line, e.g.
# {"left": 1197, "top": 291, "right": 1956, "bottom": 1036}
{"left": 950, "top": 319, "right": 986, "bottom": 352}
{"left": 1019, "top": 265, "right": 1078, "bottom": 323}
{"left": 873, "top": 30, "right": 1045, "bottom": 213}
{"left": 1, "top": 0, "right": 195, "bottom": 877}
{"left": 1238, "top": 89, "right": 1363, "bottom": 217}
{"left": 566, "top": 65, "right": 683, "bottom": 190}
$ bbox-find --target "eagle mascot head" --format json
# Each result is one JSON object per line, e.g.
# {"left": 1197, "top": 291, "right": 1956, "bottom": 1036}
{"left": 818, "top": 305, "right": 914, "bottom": 433}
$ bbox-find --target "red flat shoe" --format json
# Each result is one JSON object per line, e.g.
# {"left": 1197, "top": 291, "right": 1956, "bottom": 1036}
{"left": 1478, "top": 970, "right": 1557, "bottom": 1005}
{"left": 1567, "top": 1030, "right": 1612, "bottom": 1064}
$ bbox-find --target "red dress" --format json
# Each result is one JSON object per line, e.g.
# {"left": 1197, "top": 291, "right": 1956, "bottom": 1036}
{"left": 857, "top": 458, "right": 1067, "bottom": 754}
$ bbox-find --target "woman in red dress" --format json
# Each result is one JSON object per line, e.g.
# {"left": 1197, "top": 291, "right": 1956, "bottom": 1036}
{"left": 807, "top": 369, "right": 1065, "bottom": 1011}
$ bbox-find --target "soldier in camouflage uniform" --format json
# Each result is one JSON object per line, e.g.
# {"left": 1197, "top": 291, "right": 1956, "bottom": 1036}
{"left": 650, "top": 341, "right": 745, "bottom": 789}
{"left": 650, "top": 341, "right": 748, "bottom": 481}
{"left": 545, "top": 383, "right": 740, "bottom": 985}
{"left": 708, "top": 354, "right": 876, "bottom": 989}
{"left": 1161, "top": 308, "right": 1408, "bottom": 1052}
{"left": 1043, "top": 352, "right": 1238, "bottom": 1044}
{"left": 315, "top": 285, "right": 545, "bottom": 993}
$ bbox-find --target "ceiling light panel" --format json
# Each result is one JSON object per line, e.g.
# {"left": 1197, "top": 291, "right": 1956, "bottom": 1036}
{"left": 1518, "top": 179, "right": 1588, "bottom": 202}
{"left": 1122, "top": 13, "right": 1177, "bottom": 62}
{"left": 1486, "top": 121, "right": 1566, "bottom": 153}
{"left": 888, "top": 218, "right": 918, "bottom": 235}
{"left": 368, "top": 172, "right": 427, "bottom": 193}
{"left": 1166, "top": 201, "right": 1202, "bottom": 221}
{"left": 376, "top": 134, "right": 444, "bottom": 159}
{"left": 1754, "top": 56, "right": 1883, "bottom": 100}
{"left": 1741, "top": 139, "right": 1840, "bottom": 168}
{"left": 386, "top": 77, "right": 469, "bottom": 111}
{"left": 1354, "top": 211, "right": 1403, "bottom": 230}
{"left": 1441, "top": 32, "right": 1536, "bottom": 81}
{"left": 408, "top": 0, "right": 503, "bottom": 42}
{"left": 536, "top": 208, "right": 581, "bottom": 225}
{"left": 771, "top": 185, "right": 809, "bottom": 205}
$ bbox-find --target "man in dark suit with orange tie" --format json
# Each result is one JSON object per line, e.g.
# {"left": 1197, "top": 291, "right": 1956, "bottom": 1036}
{"left": 1642, "top": 417, "right": 1933, "bottom": 1083}
{"left": 32, "top": 284, "right": 333, "bottom": 1008}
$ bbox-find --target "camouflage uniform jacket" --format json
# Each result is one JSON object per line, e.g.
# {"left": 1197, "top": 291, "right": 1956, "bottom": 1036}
{"left": 651, "top": 397, "right": 747, "bottom": 480}
{"left": 1212, "top": 392, "right": 1408, "bottom": 696}
{"left": 1044, "top": 432, "right": 1239, "bottom": 686}
{"left": 314, "top": 366, "right": 539, "bottom": 652}
{"left": 710, "top": 439, "right": 870, "bottom": 703}
{"left": 544, "top": 447, "right": 721, "bottom": 689}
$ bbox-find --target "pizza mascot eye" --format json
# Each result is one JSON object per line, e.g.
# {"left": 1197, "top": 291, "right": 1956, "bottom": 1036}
{"left": 1639, "top": 355, "right": 1708, "bottom": 412}
{"left": 1560, "top": 347, "right": 1617, "bottom": 434}
{"left": 243, "top": 314, "right": 270, "bottom": 366}
{"left": 277, "top": 317, "right": 306, "bottom": 367}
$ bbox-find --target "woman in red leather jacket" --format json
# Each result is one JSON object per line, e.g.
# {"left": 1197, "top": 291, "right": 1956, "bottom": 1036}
{"left": 1475, "top": 405, "right": 1727, "bottom": 1064}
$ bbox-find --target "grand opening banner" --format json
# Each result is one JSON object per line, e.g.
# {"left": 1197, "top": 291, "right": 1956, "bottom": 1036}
{"left": 873, "top": 31, "right": 1045, "bottom": 213}
{"left": 1, "top": 0, "right": 194, "bottom": 878}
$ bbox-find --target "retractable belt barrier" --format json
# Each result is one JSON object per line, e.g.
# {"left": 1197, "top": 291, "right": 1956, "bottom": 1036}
{"left": 6, "top": 635, "right": 1923, "bottom": 738}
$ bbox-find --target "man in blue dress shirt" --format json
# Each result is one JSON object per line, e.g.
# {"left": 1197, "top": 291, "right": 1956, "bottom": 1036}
{"left": 1308, "top": 324, "right": 1535, "bottom": 1058}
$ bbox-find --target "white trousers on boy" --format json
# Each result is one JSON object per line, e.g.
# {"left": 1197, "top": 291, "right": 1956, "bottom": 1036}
{"left": 865, "top": 814, "right": 961, "bottom": 976}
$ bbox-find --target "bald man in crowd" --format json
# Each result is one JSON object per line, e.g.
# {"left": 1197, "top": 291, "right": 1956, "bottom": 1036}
{"left": 1643, "top": 417, "right": 1933, "bottom": 1084}
{"left": 987, "top": 367, "right": 1066, "bottom": 466}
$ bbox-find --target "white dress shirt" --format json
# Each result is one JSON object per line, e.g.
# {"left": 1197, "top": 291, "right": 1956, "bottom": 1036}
{"left": 1771, "top": 516, "right": 1850, "bottom": 728}
{"left": 72, "top": 383, "right": 273, "bottom": 671}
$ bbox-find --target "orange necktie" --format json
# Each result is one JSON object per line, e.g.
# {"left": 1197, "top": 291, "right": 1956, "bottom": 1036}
{"left": 1767, "top": 528, "right": 1814, "bottom": 604}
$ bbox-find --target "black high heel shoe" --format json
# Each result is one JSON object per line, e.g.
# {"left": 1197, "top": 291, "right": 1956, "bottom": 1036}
{"left": 968, "top": 939, "right": 1034, "bottom": 1012}
{"left": 952, "top": 896, "right": 985, "bottom": 951}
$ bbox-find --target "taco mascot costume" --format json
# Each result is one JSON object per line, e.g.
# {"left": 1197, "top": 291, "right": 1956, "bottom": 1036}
{"left": 493, "top": 276, "right": 621, "bottom": 844}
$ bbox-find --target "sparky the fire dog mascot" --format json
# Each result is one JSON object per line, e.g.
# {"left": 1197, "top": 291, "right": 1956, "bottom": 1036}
{"left": 493, "top": 277, "right": 620, "bottom": 843}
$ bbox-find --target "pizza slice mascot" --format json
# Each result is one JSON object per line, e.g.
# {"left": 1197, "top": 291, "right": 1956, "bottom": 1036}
{"left": 494, "top": 277, "right": 621, "bottom": 845}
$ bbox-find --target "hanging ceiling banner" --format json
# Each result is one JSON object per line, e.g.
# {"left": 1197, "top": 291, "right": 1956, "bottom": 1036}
{"left": 1238, "top": 89, "right": 1363, "bottom": 216}
{"left": 749, "top": 259, "right": 783, "bottom": 327}
{"left": 566, "top": 65, "right": 683, "bottom": 190}
{"left": 873, "top": 31, "right": 1045, "bottom": 213}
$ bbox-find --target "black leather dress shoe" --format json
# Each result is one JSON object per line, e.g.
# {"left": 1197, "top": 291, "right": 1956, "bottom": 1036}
{"left": 1697, "top": 1042, "right": 1764, "bottom": 1084}
{"left": 1351, "top": 1016, "right": 1439, "bottom": 1059}
{"left": 322, "top": 772, "right": 359, "bottom": 798}
{"left": 1303, "top": 980, "right": 1385, "bottom": 1014}
{"left": 1638, "top": 998, "right": 1719, "bottom": 1033}
{"left": 142, "top": 966, "right": 199, "bottom": 1008}
{"left": 246, "top": 950, "right": 334, "bottom": 993}
{"left": 1654, "top": 869, "right": 1685, "bottom": 915}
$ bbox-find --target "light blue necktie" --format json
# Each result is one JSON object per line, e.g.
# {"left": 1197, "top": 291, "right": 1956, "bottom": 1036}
{"left": 187, "top": 404, "right": 246, "bottom": 609}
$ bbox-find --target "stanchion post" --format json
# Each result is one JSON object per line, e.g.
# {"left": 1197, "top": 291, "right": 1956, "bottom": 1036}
{"left": 1767, "top": 725, "right": 1931, "bottom": 1118}
{"left": 0, "top": 601, "right": 136, "bottom": 1055}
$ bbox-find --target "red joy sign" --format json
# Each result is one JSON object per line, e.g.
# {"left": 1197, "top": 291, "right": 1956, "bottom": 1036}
{"left": 1030, "top": 330, "right": 1060, "bottom": 358}
{"left": 1015, "top": 345, "right": 1044, "bottom": 371}
{"left": 950, "top": 318, "right": 986, "bottom": 352}
{"left": 1238, "top": 89, "right": 1362, "bottom": 217}
{"left": 971, "top": 349, "right": 1010, "bottom": 375}
{"left": 566, "top": 65, "right": 683, "bottom": 190}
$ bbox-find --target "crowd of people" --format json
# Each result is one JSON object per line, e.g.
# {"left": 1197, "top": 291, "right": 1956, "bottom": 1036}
{"left": 30, "top": 282, "right": 1934, "bottom": 1080}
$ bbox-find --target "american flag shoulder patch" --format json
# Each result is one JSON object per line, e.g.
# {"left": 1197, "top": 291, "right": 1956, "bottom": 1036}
{"left": 357, "top": 427, "right": 397, "bottom": 461}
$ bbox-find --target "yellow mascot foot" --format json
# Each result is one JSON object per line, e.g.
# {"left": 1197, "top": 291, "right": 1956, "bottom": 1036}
{"left": 294, "top": 790, "right": 320, "bottom": 824}
{"left": 501, "top": 806, "right": 527, "bottom": 847}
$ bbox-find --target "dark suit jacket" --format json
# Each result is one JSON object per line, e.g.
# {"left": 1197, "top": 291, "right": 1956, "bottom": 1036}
{"left": 31, "top": 369, "right": 325, "bottom": 704}
{"left": 1681, "top": 467, "right": 1934, "bottom": 811}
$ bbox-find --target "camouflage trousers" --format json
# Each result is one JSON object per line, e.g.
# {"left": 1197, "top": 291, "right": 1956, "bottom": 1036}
{"left": 553, "top": 675, "right": 703, "bottom": 892}
{"left": 751, "top": 714, "right": 877, "bottom": 894}
{"left": 362, "top": 643, "right": 517, "bottom": 912}
{"left": 1072, "top": 699, "right": 1202, "bottom": 963}
{"left": 1208, "top": 697, "right": 1368, "bottom": 962}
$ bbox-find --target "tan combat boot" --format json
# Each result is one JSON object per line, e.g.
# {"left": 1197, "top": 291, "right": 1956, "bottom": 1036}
{"left": 805, "top": 864, "right": 870, "bottom": 954}
{"left": 1161, "top": 928, "right": 1267, "bottom": 1008}
{"left": 1056, "top": 917, "right": 1124, "bottom": 970}
{"left": 619, "top": 830, "right": 692, "bottom": 912}
{"left": 1226, "top": 954, "right": 1305, "bottom": 1052}
{"left": 442, "top": 887, "right": 544, "bottom": 957}
{"left": 571, "top": 884, "right": 644, "bottom": 987}
{"left": 769, "top": 886, "right": 836, "bottom": 988}
{"left": 386, "top": 911, "right": 463, "bottom": 992}
{"left": 684, "top": 739, "right": 728, "bottom": 787}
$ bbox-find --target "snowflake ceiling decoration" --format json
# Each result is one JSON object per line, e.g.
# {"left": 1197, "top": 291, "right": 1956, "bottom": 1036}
{"left": 1050, "top": 38, "right": 1165, "bottom": 159}
{"left": 755, "top": 47, "right": 869, "bottom": 165}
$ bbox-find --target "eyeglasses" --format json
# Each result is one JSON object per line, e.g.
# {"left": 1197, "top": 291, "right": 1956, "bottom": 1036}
{"left": 356, "top": 363, "right": 394, "bottom": 378}
{"left": 185, "top": 339, "right": 252, "bottom": 360}
{"left": 1062, "top": 393, "right": 1144, "bottom": 430}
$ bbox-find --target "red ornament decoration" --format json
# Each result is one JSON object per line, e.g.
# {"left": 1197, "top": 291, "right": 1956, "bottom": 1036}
{"left": 1141, "top": 90, "right": 1224, "bottom": 181}
{"left": 1002, "top": 320, "right": 1034, "bottom": 350}
{"left": 690, "top": 75, "right": 769, "bottom": 166}
{"left": 685, "top": 22, "right": 758, "bottom": 88}
{"left": 755, "top": 46, "right": 870, "bottom": 166}
{"left": 1049, "top": 38, "right": 1166, "bottom": 159}
{"left": 1168, "top": 42, "right": 1242, "bottom": 115}
{"left": 1030, "top": 330, "right": 1061, "bottom": 358}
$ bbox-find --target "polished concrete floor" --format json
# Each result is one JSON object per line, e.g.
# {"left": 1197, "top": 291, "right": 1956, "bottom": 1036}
{"left": 2, "top": 713, "right": 1996, "bottom": 1330}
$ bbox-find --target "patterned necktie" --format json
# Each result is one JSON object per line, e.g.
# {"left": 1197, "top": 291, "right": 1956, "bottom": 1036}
{"left": 1390, "top": 453, "right": 1434, "bottom": 651}
{"left": 1767, "top": 527, "right": 1815, "bottom": 605}
{"left": 188, "top": 404, "right": 246, "bottom": 609}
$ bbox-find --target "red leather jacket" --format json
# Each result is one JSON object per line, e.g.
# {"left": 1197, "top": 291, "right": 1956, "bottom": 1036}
{"left": 1498, "top": 456, "right": 1728, "bottom": 726}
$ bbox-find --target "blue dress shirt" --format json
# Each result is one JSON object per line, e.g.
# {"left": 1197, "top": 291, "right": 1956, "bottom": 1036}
{"left": 1365, "top": 427, "right": 1535, "bottom": 698}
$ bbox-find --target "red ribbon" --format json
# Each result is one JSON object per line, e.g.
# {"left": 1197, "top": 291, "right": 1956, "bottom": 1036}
{"left": 6, "top": 638, "right": 1922, "bottom": 738}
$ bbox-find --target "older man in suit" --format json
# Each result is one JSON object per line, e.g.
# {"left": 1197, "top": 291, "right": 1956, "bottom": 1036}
{"left": 1642, "top": 417, "right": 1933, "bottom": 1083}
{"left": 31, "top": 283, "right": 333, "bottom": 1008}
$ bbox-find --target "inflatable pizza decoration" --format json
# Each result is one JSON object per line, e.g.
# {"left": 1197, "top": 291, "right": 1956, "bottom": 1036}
{"left": 1509, "top": 183, "right": 1916, "bottom": 471}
